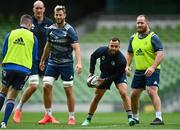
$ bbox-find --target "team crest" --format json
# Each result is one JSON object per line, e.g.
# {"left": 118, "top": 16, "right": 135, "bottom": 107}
{"left": 111, "top": 61, "right": 115, "bottom": 66}
{"left": 101, "top": 56, "right": 105, "bottom": 60}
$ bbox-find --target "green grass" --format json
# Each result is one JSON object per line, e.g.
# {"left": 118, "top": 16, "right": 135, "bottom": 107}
{"left": 0, "top": 112, "right": 180, "bottom": 129}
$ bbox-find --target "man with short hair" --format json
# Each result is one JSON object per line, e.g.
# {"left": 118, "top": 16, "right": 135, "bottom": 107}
{"left": 81, "top": 37, "right": 135, "bottom": 126}
{"left": 38, "top": 5, "right": 82, "bottom": 125}
{"left": 13, "top": 0, "right": 54, "bottom": 123}
{"left": 0, "top": 14, "right": 38, "bottom": 128}
{"left": 126, "top": 14, "right": 164, "bottom": 125}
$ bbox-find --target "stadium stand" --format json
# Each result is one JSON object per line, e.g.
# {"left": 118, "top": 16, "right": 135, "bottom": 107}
{"left": 80, "top": 25, "right": 180, "bottom": 43}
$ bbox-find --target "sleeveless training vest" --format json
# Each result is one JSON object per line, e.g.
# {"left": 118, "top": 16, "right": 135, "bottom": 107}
{"left": 131, "top": 32, "right": 160, "bottom": 70}
{"left": 2, "top": 28, "right": 34, "bottom": 69}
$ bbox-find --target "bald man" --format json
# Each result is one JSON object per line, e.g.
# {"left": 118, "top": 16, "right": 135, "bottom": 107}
{"left": 13, "top": 0, "right": 54, "bottom": 123}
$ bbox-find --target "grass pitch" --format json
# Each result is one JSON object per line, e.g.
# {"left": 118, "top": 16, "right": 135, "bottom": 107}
{"left": 0, "top": 112, "right": 180, "bottom": 129}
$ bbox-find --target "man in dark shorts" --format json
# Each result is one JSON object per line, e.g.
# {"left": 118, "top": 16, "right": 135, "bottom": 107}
{"left": 81, "top": 37, "right": 135, "bottom": 126}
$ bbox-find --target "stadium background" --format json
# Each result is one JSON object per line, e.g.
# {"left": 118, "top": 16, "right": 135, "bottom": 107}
{"left": 0, "top": 0, "right": 180, "bottom": 113}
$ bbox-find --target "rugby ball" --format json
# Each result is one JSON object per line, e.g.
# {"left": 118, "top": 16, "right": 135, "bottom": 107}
{"left": 87, "top": 75, "right": 99, "bottom": 88}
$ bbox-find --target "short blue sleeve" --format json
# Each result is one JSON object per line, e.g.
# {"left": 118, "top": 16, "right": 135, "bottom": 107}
{"left": 2, "top": 32, "right": 10, "bottom": 57}
{"left": 151, "top": 34, "right": 163, "bottom": 52}
{"left": 127, "top": 35, "right": 135, "bottom": 53}
{"left": 67, "top": 27, "right": 78, "bottom": 43}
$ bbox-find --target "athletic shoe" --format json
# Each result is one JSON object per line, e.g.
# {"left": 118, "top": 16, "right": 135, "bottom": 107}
{"left": 1, "top": 122, "right": 6, "bottom": 129}
{"left": 128, "top": 118, "right": 136, "bottom": 126}
{"left": 133, "top": 118, "right": 140, "bottom": 124}
{"left": 150, "top": 118, "right": 164, "bottom": 125}
{"left": 81, "top": 119, "right": 90, "bottom": 126}
{"left": 38, "top": 114, "right": 60, "bottom": 124}
{"left": 68, "top": 118, "right": 75, "bottom": 125}
{"left": 13, "top": 109, "right": 22, "bottom": 123}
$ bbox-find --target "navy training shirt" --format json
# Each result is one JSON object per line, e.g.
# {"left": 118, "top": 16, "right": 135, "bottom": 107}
{"left": 90, "top": 46, "right": 127, "bottom": 81}
{"left": 47, "top": 23, "right": 79, "bottom": 65}
{"left": 31, "top": 16, "right": 53, "bottom": 61}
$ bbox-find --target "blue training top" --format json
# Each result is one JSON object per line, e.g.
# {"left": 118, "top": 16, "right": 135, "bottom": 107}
{"left": 47, "top": 23, "right": 79, "bottom": 65}
{"left": 32, "top": 16, "right": 53, "bottom": 61}
{"left": 90, "top": 46, "right": 127, "bottom": 81}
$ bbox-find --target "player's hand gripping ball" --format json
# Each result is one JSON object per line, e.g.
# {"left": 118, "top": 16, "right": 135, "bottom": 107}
{"left": 87, "top": 75, "right": 99, "bottom": 88}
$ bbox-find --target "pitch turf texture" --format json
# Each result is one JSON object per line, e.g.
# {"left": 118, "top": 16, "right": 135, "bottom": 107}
{"left": 0, "top": 112, "right": 179, "bottom": 129}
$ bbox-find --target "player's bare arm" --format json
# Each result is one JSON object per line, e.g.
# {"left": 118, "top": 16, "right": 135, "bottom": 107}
{"left": 125, "top": 52, "right": 133, "bottom": 76}
{"left": 39, "top": 42, "right": 51, "bottom": 71}
{"left": 145, "top": 50, "right": 164, "bottom": 77}
{"left": 72, "top": 42, "right": 82, "bottom": 74}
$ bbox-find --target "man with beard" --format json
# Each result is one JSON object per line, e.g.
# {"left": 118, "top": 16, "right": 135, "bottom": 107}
{"left": 81, "top": 37, "right": 135, "bottom": 126}
{"left": 125, "top": 15, "right": 164, "bottom": 125}
{"left": 38, "top": 5, "right": 82, "bottom": 125}
{"left": 13, "top": 0, "right": 54, "bottom": 124}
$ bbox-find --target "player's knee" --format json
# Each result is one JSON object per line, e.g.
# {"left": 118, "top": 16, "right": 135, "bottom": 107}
{"left": 28, "top": 75, "right": 39, "bottom": 85}
{"left": 147, "top": 88, "right": 157, "bottom": 97}
{"left": 131, "top": 92, "right": 139, "bottom": 100}
{"left": 120, "top": 91, "right": 127, "bottom": 99}
{"left": 63, "top": 80, "right": 73, "bottom": 87}
{"left": 43, "top": 76, "right": 55, "bottom": 86}
{"left": 29, "top": 84, "right": 38, "bottom": 90}
{"left": 94, "top": 94, "right": 103, "bottom": 102}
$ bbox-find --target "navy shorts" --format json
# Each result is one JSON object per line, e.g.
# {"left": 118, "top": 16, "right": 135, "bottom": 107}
{"left": 45, "top": 63, "right": 74, "bottom": 81}
{"left": 31, "top": 61, "right": 47, "bottom": 77}
{"left": 131, "top": 69, "right": 160, "bottom": 89}
{"left": 1, "top": 70, "right": 29, "bottom": 90}
{"left": 97, "top": 73, "right": 127, "bottom": 90}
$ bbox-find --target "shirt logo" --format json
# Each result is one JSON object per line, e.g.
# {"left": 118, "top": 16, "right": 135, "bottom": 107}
{"left": 135, "top": 48, "right": 144, "bottom": 56}
{"left": 153, "top": 81, "right": 158, "bottom": 85}
{"left": 101, "top": 56, "right": 105, "bottom": 60}
{"left": 70, "top": 75, "right": 74, "bottom": 79}
{"left": 13, "top": 37, "right": 25, "bottom": 45}
{"left": 111, "top": 61, "right": 115, "bottom": 66}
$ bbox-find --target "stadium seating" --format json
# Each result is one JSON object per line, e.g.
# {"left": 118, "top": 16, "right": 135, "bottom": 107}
{"left": 80, "top": 25, "right": 180, "bottom": 43}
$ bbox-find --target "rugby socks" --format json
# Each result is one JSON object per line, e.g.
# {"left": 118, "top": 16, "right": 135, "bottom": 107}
{"left": 126, "top": 110, "right": 133, "bottom": 119}
{"left": 16, "top": 102, "right": 23, "bottom": 110}
{"left": 2, "top": 99, "right": 15, "bottom": 125}
{"left": 69, "top": 112, "right": 75, "bottom": 119}
{"left": 133, "top": 113, "right": 139, "bottom": 120}
{"left": 156, "top": 111, "right": 162, "bottom": 121}
{"left": 45, "top": 108, "right": 52, "bottom": 116}
{"left": 0, "top": 92, "right": 6, "bottom": 111}
{"left": 87, "top": 113, "right": 93, "bottom": 121}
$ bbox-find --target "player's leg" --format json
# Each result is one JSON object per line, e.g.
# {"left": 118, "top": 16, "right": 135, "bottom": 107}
{"left": 0, "top": 70, "right": 11, "bottom": 111}
{"left": 1, "top": 88, "right": 19, "bottom": 128}
{"left": 0, "top": 84, "right": 11, "bottom": 128}
{"left": 146, "top": 70, "right": 164, "bottom": 125}
{"left": 131, "top": 88, "right": 143, "bottom": 123}
{"left": 81, "top": 88, "right": 106, "bottom": 126}
{"left": 147, "top": 86, "right": 164, "bottom": 125}
{"left": 38, "top": 76, "right": 59, "bottom": 124}
{"left": 1, "top": 71, "right": 28, "bottom": 128}
{"left": 64, "top": 85, "right": 75, "bottom": 125}
{"left": 13, "top": 75, "right": 39, "bottom": 123}
{"left": 38, "top": 65, "right": 59, "bottom": 124}
{"left": 0, "top": 85, "right": 8, "bottom": 111}
{"left": 61, "top": 63, "right": 76, "bottom": 125}
{"left": 130, "top": 72, "right": 145, "bottom": 124}
{"left": 116, "top": 83, "right": 135, "bottom": 126}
